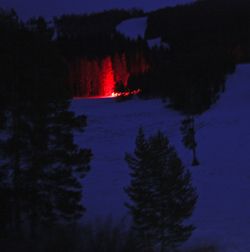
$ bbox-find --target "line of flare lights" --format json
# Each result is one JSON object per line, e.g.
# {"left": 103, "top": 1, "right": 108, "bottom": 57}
{"left": 74, "top": 89, "right": 141, "bottom": 99}
{"left": 111, "top": 89, "right": 141, "bottom": 97}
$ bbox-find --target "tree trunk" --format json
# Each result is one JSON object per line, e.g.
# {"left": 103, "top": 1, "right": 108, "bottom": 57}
{"left": 12, "top": 111, "right": 22, "bottom": 234}
{"left": 192, "top": 147, "right": 199, "bottom": 166}
{"left": 191, "top": 116, "right": 199, "bottom": 166}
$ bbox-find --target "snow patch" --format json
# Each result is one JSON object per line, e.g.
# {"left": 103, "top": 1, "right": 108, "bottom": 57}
{"left": 147, "top": 37, "right": 170, "bottom": 49}
{"left": 116, "top": 17, "right": 147, "bottom": 40}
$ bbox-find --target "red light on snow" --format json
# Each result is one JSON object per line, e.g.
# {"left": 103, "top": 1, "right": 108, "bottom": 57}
{"left": 68, "top": 53, "right": 149, "bottom": 98}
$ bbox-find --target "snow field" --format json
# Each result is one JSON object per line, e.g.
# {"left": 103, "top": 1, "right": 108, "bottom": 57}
{"left": 71, "top": 64, "right": 250, "bottom": 251}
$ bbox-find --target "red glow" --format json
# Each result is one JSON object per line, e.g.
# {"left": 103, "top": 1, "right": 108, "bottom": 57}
{"left": 101, "top": 57, "right": 115, "bottom": 96}
{"left": 113, "top": 53, "right": 130, "bottom": 87}
{"left": 68, "top": 52, "right": 149, "bottom": 98}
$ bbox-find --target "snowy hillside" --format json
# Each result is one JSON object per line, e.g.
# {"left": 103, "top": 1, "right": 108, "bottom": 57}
{"left": 116, "top": 17, "right": 148, "bottom": 40}
{"left": 147, "top": 37, "right": 170, "bottom": 49}
{"left": 71, "top": 64, "right": 250, "bottom": 251}
{"left": 116, "top": 17, "right": 170, "bottom": 49}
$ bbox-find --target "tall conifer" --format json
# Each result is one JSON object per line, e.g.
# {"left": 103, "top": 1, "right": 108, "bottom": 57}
{"left": 125, "top": 129, "right": 197, "bottom": 252}
{"left": 0, "top": 13, "right": 92, "bottom": 237}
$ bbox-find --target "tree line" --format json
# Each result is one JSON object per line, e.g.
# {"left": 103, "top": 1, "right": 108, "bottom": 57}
{"left": 127, "top": 0, "right": 250, "bottom": 116}
{"left": 0, "top": 8, "right": 92, "bottom": 239}
{"left": 54, "top": 8, "right": 146, "bottom": 59}
{"left": 2, "top": 4, "right": 238, "bottom": 116}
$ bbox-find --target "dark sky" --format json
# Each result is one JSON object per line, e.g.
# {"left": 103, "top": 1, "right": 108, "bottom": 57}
{"left": 1, "top": 0, "right": 195, "bottom": 21}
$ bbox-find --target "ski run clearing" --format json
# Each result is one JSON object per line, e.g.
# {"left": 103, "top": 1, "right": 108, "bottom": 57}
{"left": 71, "top": 64, "right": 250, "bottom": 251}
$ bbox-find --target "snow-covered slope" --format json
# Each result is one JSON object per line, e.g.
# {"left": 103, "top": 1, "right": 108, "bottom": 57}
{"left": 71, "top": 64, "right": 250, "bottom": 251}
{"left": 147, "top": 37, "right": 170, "bottom": 49}
{"left": 116, "top": 17, "right": 148, "bottom": 40}
{"left": 116, "top": 17, "right": 170, "bottom": 48}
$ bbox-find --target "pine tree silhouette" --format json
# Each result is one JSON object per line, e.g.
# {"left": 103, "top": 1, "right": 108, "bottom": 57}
{"left": 0, "top": 14, "right": 92, "bottom": 238}
{"left": 180, "top": 116, "right": 199, "bottom": 166}
{"left": 125, "top": 128, "right": 197, "bottom": 252}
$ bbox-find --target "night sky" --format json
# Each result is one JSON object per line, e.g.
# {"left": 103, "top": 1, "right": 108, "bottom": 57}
{"left": 1, "top": 0, "right": 195, "bottom": 21}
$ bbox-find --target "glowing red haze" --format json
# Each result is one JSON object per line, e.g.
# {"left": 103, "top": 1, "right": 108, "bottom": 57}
{"left": 68, "top": 52, "right": 149, "bottom": 97}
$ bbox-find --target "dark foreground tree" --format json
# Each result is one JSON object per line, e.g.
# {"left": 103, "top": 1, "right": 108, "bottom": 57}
{"left": 0, "top": 12, "right": 92, "bottom": 239}
{"left": 180, "top": 116, "right": 199, "bottom": 166}
{"left": 114, "top": 81, "right": 127, "bottom": 94}
{"left": 125, "top": 128, "right": 197, "bottom": 252}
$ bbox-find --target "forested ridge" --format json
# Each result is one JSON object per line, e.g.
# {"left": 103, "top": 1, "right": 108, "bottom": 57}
{"left": 140, "top": 0, "right": 250, "bottom": 114}
{"left": 2, "top": 2, "right": 247, "bottom": 114}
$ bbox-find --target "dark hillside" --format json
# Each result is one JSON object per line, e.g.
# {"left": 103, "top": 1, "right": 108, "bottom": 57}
{"left": 146, "top": 0, "right": 250, "bottom": 61}
{"left": 54, "top": 9, "right": 145, "bottom": 58}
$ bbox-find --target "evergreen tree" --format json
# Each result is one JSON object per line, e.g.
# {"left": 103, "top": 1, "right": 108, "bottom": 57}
{"left": 114, "top": 81, "right": 133, "bottom": 101}
{"left": 180, "top": 116, "right": 199, "bottom": 166}
{"left": 125, "top": 128, "right": 197, "bottom": 252}
{"left": 0, "top": 13, "right": 92, "bottom": 238}
{"left": 0, "top": 8, "right": 29, "bottom": 235}
{"left": 114, "top": 81, "right": 126, "bottom": 94}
